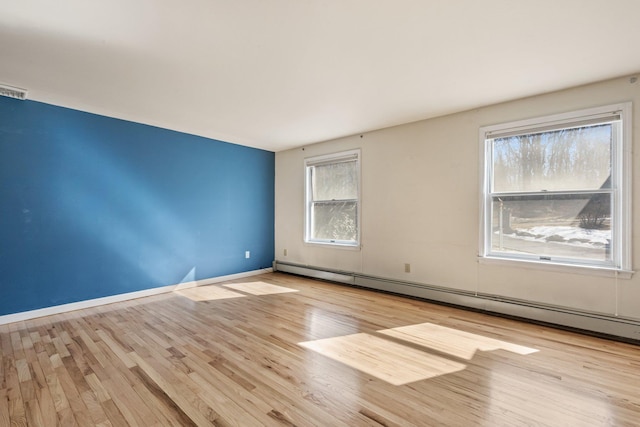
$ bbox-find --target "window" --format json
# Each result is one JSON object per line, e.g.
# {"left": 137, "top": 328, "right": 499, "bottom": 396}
{"left": 305, "top": 150, "right": 360, "bottom": 247}
{"left": 480, "top": 103, "right": 631, "bottom": 272}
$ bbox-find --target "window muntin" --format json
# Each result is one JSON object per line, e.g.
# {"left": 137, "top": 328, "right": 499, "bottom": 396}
{"left": 481, "top": 104, "right": 631, "bottom": 271}
{"left": 305, "top": 150, "right": 360, "bottom": 246}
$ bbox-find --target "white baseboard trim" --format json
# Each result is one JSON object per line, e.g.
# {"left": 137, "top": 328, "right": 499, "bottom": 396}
{"left": 0, "top": 268, "right": 272, "bottom": 326}
{"left": 274, "top": 261, "right": 640, "bottom": 342}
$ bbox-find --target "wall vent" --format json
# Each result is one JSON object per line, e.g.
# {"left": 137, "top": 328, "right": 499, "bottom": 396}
{"left": 0, "top": 84, "right": 28, "bottom": 100}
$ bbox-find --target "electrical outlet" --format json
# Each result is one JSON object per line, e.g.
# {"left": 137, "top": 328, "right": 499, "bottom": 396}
{"left": 284, "top": 249, "right": 288, "bottom": 256}
{"left": 404, "top": 263, "right": 411, "bottom": 273}
{"left": 245, "top": 251, "right": 250, "bottom": 259}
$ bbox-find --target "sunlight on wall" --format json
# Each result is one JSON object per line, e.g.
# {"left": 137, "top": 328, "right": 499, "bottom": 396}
{"left": 0, "top": 97, "right": 274, "bottom": 316}
{"left": 178, "top": 267, "right": 197, "bottom": 284}
{"left": 56, "top": 131, "right": 195, "bottom": 285}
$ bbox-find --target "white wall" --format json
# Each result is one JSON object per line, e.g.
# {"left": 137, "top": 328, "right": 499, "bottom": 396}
{"left": 275, "top": 75, "right": 640, "bottom": 321}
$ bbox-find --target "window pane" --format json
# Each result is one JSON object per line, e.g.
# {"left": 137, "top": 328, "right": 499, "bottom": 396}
{"left": 312, "top": 160, "right": 357, "bottom": 200}
{"left": 312, "top": 201, "right": 357, "bottom": 242}
{"left": 491, "top": 193, "right": 611, "bottom": 262}
{"left": 492, "top": 124, "right": 612, "bottom": 192}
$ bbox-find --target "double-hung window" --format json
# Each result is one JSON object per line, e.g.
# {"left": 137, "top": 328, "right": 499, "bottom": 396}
{"left": 480, "top": 103, "right": 631, "bottom": 273}
{"left": 305, "top": 149, "right": 360, "bottom": 247}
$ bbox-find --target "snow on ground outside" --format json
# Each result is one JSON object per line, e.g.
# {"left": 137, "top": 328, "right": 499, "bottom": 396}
{"left": 498, "top": 226, "right": 610, "bottom": 248}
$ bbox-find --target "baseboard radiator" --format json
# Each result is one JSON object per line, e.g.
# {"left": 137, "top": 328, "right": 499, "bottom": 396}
{"left": 273, "top": 261, "right": 640, "bottom": 343}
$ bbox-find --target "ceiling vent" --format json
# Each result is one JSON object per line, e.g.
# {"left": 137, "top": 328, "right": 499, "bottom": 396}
{"left": 0, "top": 84, "right": 28, "bottom": 100}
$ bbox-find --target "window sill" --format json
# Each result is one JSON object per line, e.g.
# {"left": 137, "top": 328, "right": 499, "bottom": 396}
{"left": 478, "top": 256, "right": 634, "bottom": 279}
{"left": 304, "top": 240, "right": 361, "bottom": 251}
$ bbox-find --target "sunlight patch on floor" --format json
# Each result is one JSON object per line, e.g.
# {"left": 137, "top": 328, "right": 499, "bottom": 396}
{"left": 300, "top": 333, "right": 466, "bottom": 385}
{"left": 378, "top": 323, "right": 538, "bottom": 360}
{"left": 174, "top": 286, "right": 246, "bottom": 301}
{"left": 299, "top": 322, "right": 538, "bottom": 385}
{"left": 224, "top": 281, "right": 298, "bottom": 295}
{"left": 174, "top": 281, "right": 298, "bottom": 301}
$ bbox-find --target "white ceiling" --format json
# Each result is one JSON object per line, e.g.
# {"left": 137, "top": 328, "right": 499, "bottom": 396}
{"left": 1, "top": 1, "right": 640, "bottom": 152}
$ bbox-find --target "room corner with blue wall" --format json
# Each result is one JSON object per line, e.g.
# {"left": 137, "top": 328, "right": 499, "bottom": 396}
{"left": 0, "top": 97, "right": 275, "bottom": 316}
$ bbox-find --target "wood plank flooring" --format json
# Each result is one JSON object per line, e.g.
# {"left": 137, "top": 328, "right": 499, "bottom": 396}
{"left": 1, "top": 272, "right": 639, "bottom": 426}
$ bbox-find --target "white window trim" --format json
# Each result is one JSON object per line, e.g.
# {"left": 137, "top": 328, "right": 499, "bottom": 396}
{"left": 478, "top": 103, "right": 633, "bottom": 276}
{"left": 304, "top": 149, "right": 361, "bottom": 248}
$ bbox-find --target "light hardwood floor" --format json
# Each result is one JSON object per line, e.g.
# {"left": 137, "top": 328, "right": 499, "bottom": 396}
{"left": 1, "top": 272, "right": 639, "bottom": 426}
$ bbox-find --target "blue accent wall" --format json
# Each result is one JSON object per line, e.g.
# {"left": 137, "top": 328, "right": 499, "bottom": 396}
{"left": 0, "top": 97, "right": 274, "bottom": 316}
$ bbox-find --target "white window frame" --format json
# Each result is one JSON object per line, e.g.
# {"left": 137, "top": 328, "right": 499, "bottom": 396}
{"left": 479, "top": 103, "right": 632, "bottom": 276}
{"left": 304, "top": 149, "right": 361, "bottom": 248}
